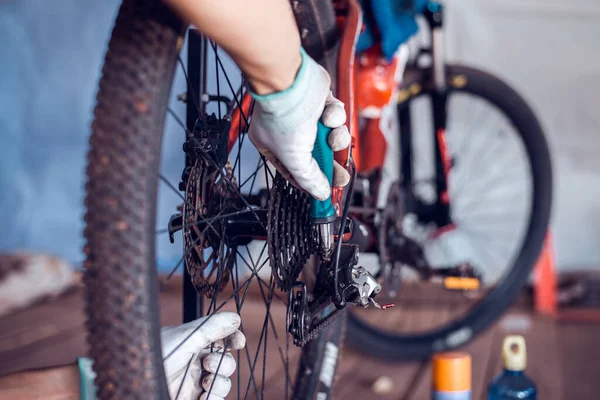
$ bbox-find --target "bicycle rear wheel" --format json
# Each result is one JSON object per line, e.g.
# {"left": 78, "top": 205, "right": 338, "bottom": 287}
{"left": 347, "top": 64, "right": 552, "bottom": 360}
{"left": 83, "top": 0, "right": 344, "bottom": 399}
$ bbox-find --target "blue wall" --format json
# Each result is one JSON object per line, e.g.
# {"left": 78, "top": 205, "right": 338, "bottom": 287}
{"left": 0, "top": 1, "right": 240, "bottom": 272}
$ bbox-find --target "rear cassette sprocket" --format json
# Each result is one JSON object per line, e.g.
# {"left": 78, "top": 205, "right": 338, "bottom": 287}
{"left": 267, "top": 173, "right": 317, "bottom": 291}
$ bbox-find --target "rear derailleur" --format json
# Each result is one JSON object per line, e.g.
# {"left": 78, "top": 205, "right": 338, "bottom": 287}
{"left": 287, "top": 243, "right": 392, "bottom": 346}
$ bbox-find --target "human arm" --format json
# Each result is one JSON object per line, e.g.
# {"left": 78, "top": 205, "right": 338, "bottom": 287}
{"left": 162, "top": 0, "right": 352, "bottom": 200}
{"left": 162, "top": 0, "right": 302, "bottom": 95}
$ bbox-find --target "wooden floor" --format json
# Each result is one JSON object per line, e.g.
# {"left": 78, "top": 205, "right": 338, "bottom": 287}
{"left": 1, "top": 277, "right": 599, "bottom": 400}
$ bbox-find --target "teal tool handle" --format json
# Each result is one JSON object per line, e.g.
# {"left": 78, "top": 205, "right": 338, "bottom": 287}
{"left": 310, "top": 120, "right": 336, "bottom": 223}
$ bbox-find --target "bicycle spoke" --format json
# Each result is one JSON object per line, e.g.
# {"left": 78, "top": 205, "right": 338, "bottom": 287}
{"left": 238, "top": 158, "right": 265, "bottom": 190}
{"left": 212, "top": 41, "right": 223, "bottom": 120}
{"left": 177, "top": 55, "right": 202, "bottom": 117}
{"left": 231, "top": 260, "right": 262, "bottom": 400}
{"left": 210, "top": 41, "right": 250, "bottom": 125}
{"left": 456, "top": 206, "right": 527, "bottom": 221}
{"left": 163, "top": 255, "right": 270, "bottom": 361}
{"left": 205, "top": 338, "right": 232, "bottom": 399}
{"left": 453, "top": 181, "right": 528, "bottom": 216}
{"left": 162, "top": 209, "right": 226, "bottom": 284}
{"left": 174, "top": 354, "right": 194, "bottom": 400}
{"left": 167, "top": 108, "right": 190, "bottom": 138}
{"left": 164, "top": 255, "right": 186, "bottom": 283}
{"left": 242, "top": 278, "right": 275, "bottom": 400}
{"left": 162, "top": 40, "right": 291, "bottom": 400}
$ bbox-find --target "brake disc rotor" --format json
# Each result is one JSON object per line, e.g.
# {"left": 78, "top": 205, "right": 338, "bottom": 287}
{"left": 183, "top": 159, "right": 237, "bottom": 298}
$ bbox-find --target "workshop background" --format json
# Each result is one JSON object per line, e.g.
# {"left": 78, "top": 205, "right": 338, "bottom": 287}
{"left": 2, "top": 0, "right": 599, "bottom": 273}
{"left": 2, "top": 1, "right": 600, "bottom": 399}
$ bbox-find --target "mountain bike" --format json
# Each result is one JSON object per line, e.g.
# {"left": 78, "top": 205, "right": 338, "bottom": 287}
{"left": 82, "top": 0, "right": 551, "bottom": 399}
{"left": 344, "top": 0, "right": 552, "bottom": 360}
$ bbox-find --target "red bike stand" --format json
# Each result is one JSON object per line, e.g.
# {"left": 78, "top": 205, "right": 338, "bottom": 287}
{"left": 533, "top": 231, "right": 557, "bottom": 316}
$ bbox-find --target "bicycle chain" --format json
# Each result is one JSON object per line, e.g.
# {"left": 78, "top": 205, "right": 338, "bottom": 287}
{"left": 302, "top": 307, "right": 342, "bottom": 346}
{"left": 267, "top": 173, "right": 317, "bottom": 291}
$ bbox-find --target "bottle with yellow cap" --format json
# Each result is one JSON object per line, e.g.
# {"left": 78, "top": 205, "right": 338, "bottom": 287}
{"left": 432, "top": 352, "right": 472, "bottom": 399}
{"left": 487, "top": 335, "right": 537, "bottom": 399}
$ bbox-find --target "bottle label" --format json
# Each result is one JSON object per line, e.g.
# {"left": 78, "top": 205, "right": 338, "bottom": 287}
{"left": 432, "top": 390, "right": 472, "bottom": 400}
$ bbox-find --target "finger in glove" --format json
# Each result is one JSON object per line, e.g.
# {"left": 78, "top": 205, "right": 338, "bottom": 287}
{"left": 327, "top": 125, "right": 351, "bottom": 152}
{"left": 202, "top": 374, "right": 232, "bottom": 398}
{"left": 199, "top": 393, "right": 224, "bottom": 400}
{"left": 226, "top": 330, "right": 246, "bottom": 351}
{"left": 263, "top": 150, "right": 330, "bottom": 201}
{"left": 323, "top": 92, "right": 347, "bottom": 127}
{"left": 203, "top": 352, "right": 236, "bottom": 377}
{"left": 162, "top": 312, "right": 241, "bottom": 356}
{"left": 333, "top": 161, "right": 351, "bottom": 187}
{"left": 322, "top": 104, "right": 347, "bottom": 128}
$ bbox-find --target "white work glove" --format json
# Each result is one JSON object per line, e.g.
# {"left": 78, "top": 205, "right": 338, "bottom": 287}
{"left": 248, "top": 48, "right": 352, "bottom": 201}
{"left": 162, "top": 312, "right": 246, "bottom": 400}
{"left": 78, "top": 312, "right": 245, "bottom": 400}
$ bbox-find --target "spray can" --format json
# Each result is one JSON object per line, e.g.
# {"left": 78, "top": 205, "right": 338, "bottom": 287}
{"left": 432, "top": 352, "right": 472, "bottom": 399}
{"left": 487, "top": 335, "right": 537, "bottom": 399}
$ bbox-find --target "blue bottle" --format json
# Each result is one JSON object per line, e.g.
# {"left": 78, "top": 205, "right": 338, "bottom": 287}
{"left": 488, "top": 335, "right": 537, "bottom": 400}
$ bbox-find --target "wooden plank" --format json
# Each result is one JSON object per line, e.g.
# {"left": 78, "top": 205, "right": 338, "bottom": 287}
{"left": 335, "top": 350, "right": 424, "bottom": 400}
{"left": 0, "top": 288, "right": 86, "bottom": 376}
{"left": 557, "top": 321, "right": 600, "bottom": 399}
{"left": 0, "top": 277, "right": 597, "bottom": 400}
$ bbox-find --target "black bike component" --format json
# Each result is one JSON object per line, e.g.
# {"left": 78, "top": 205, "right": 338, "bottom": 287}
{"left": 423, "top": 1, "right": 443, "bottom": 29}
{"left": 183, "top": 158, "right": 241, "bottom": 297}
{"left": 268, "top": 173, "right": 318, "bottom": 291}
{"left": 184, "top": 30, "right": 207, "bottom": 322}
{"left": 287, "top": 244, "right": 362, "bottom": 346}
{"left": 316, "top": 244, "right": 360, "bottom": 305}
{"left": 331, "top": 160, "right": 357, "bottom": 308}
{"left": 167, "top": 213, "right": 182, "bottom": 243}
{"left": 244, "top": 188, "right": 270, "bottom": 208}
{"left": 205, "top": 94, "right": 232, "bottom": 107}
{"left": 345, "top": 216, "right": 372, "bottom": 252}
{"left": 183, "top": 113, "right": 230, "bottom": 168}
{"left": 224, "top": 210, "right": 268, "bottom": 239}
{"left": 399, "top": 105, "right": 413, "bottom": 187}
{"left": 288, "top": 283, "right": 311, "bottom": 346}
{"left": 379, "top": 183, "right": 432, "bottom": 278}
{"left": 430, "top": 90, "right": 452, "bottom": 227}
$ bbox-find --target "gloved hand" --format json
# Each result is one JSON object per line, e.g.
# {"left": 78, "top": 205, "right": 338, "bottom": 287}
{"left": 162, "top": 312, "right": 246, "bottom": 400}
{"left": 248, "top": 48, "right": 352, "bottom": 201}
{"left": 78, "top": 312, "right": 245, "bottom": 400}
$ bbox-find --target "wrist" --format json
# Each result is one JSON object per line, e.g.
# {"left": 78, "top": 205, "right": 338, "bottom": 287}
{"left": 249, "top": 48, "right": 331, "bottom": 130}
{"left": 247, "top": 49, "right": 302, "bottom": 95}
